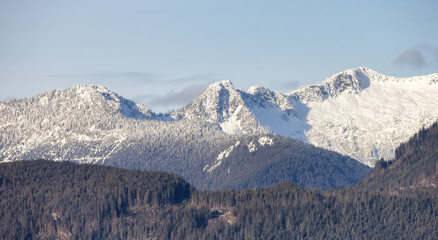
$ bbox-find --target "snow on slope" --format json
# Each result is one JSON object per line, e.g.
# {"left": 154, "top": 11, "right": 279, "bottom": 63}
{"left": 244, "top": 85, "right": 311, "bottom": 142}
{"left": 204, "top": 137, "right": 274, "bottom": 173}
{"left": 0, "top": 85, "right": 159, "bottom": 163}
{"left": 175, "top": 80, "right": 270, "bottom": 135}
{"left": 177, "top": 67, "right": 438, "bottom": 167}
{"left": 1, "top": 67, "right": 437, "bottom": 168}
{"left": 249, "top": 104, "right": 309, "bottom": 142}
{"left": 204, "top": 141, "right": 241, "bottom": 173}
{"left": 290, "top": 68, "right": 438, "bottom": 166}
{"left": 304, "top": 70, "right": 438, "bottom": 166}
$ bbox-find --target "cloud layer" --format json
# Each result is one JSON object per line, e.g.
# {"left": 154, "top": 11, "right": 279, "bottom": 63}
{"left": 394, "top": 44, "right": 438, "bottom": 70}
{"left": 150, "top": 83, "right": 210, "bottom": 107}
{"left": 270, "top": 80, "right": 301, "bottom": 92}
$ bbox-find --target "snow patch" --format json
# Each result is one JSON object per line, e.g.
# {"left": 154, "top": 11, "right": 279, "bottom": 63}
{"left": 250, "top": 104, "right": 309, "bottom": 142}
{"left": 220, "top": 105, "right": 243, "bottom": 134}
{"left": 258, "top": 137, "right": 274, "bottom": 146}
{"left": 247, "top": 141, "right": 257, "bottom": 152}
{"left": 205, "top": 141, "right": 240, "bottom": 173}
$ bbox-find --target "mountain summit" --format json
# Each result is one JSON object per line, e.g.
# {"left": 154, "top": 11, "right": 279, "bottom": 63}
{"left": 291, "top": 67, "right": 374, "bottom": 102}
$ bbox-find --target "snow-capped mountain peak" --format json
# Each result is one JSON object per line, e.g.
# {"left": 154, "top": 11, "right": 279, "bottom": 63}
{"left": 177, "top": 79, "right": 242, "bottom": 121}
{"left": 13, "top": 84, "right": 154, "bottom": 122}
{"left": 174, "top": 80, "right": 269, "bottom": 135}
{"left": 291, "top": 67, "right": 376, "bottom": 103}
{"left": 247, "top": 85, "right": 270, "bottom": 95}
{"left": 73, "top": 85, "right": 154, "bottom": 119}
{"left": 208, "top": 79, "right": 234, "bottom": 89}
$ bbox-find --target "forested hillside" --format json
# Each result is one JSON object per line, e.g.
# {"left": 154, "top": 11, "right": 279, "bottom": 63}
{"left": 1, "top": 159, "right": 438, "bottom": 239}
{"left": 358, "top": 122, "right": 438, "bottom": 192}
{"left": 200, "top": 135, "right": 370, "bottom": 190}
{"left": 0, "top": 160, "right": 193, "bottom": 239}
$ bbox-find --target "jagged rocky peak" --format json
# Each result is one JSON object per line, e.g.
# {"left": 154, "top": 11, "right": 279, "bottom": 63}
{"left": 323, "top": 67, "right": 372, "bottom": 93}
{"left": 210, "top": 79, "right": 234, "bottom": 89}
{"left": 70, "top": 84, "right": 125, "bottom": 103}
{"left": 33, "top": 84, "right": 119, "bottom": 106}
{"left": 201, "top": 80, "right": 236, "bottom": 97}
{"left": 178, "top": 80, "right": 245, "bottom": 122}
{"left": 246, "top": 86, "right": 295, "bottom": 111}
{"left": 246, "top": 86, "right": 275, "bottom": 105}
{"left": 74, "top": 85, "right": 155, "bottom": 119}
{"left": 247, "top": 85, "right": 271, "bottom": 95}
{"left": 195, "top": 80, "right": 240, "bottom": 107}
{"left": 291, "top": 67, "right": 380, "bottom": 103}
{"left": 174, "top": 80, "right": 267, "bottom": 135}
{"left": 73, "top": 84, "right": 112, "bottom": 94}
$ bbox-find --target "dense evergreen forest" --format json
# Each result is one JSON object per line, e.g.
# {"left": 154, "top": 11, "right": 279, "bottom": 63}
{"left": 198, "top": 135, "right": 370, "bottom": 190}
{"left": 0, "top": 160, "right": 193, "bottom": 239}
{"left": 1, "top": 123, "right": 438, "bottom": 239}
{"left": 1, "top": 160, "right": 437, "bottom": 239}
{"left": 358, "top": 121, "right": 438, "bottom": 192}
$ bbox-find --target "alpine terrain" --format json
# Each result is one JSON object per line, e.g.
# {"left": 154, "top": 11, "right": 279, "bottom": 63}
{"left": 171, "top": 67, "right": 438, "bottom": 167}
{"left": 0, "top": 67, "right": 437, "bottom": 189}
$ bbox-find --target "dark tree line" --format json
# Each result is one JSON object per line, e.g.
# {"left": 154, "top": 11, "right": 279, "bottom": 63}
{"left": 1, "top": 122, "right": 438, "bottom": 239}
{"left": 1, "top": 159, "right": 438, "bottom": 239}
{"left": 0, "top": 160, "right": 193, "bottom": 239}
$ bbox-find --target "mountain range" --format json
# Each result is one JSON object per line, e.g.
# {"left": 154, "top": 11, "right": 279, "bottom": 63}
{"left": 172, "top": 67, "right": 438, "bottom": 166}
{"left": 1, "top": 67, "right": 437, "bottom": 189}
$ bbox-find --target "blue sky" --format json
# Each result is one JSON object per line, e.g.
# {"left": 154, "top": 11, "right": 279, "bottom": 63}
{"left": 1, "top": 0, "right": 437, "bottom": 112}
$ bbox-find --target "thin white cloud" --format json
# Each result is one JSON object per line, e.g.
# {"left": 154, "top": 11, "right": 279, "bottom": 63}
{"left": 44, "top": 72, "right": 162, "bottom": 84}
{"left": 93, "top": 72, "right": 161, "bottom": 82}
{"left": 132, "top": 94, "right": 155, "bottom": 103}
{"left": 150, "top": 83, "right": 210, "bottom": 106}
{"left": 44, "top": 72, "right": 222, "bottom": 85}
{"left": 166, "top": 73, "right": 222, "bottom": 84}
{"left": 270, "top": 79, "right": 301, "bottom": 91}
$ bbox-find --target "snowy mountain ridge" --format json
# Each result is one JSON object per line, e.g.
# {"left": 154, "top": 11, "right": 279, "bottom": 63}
{"left": 291, "top": 67, "right": 373, "bottom": 103}
{"left": 1, "top": 67, "right": 438, "bottom": 167}
{"left": 172, "top": 67, "right": 438, "bottom": 166}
